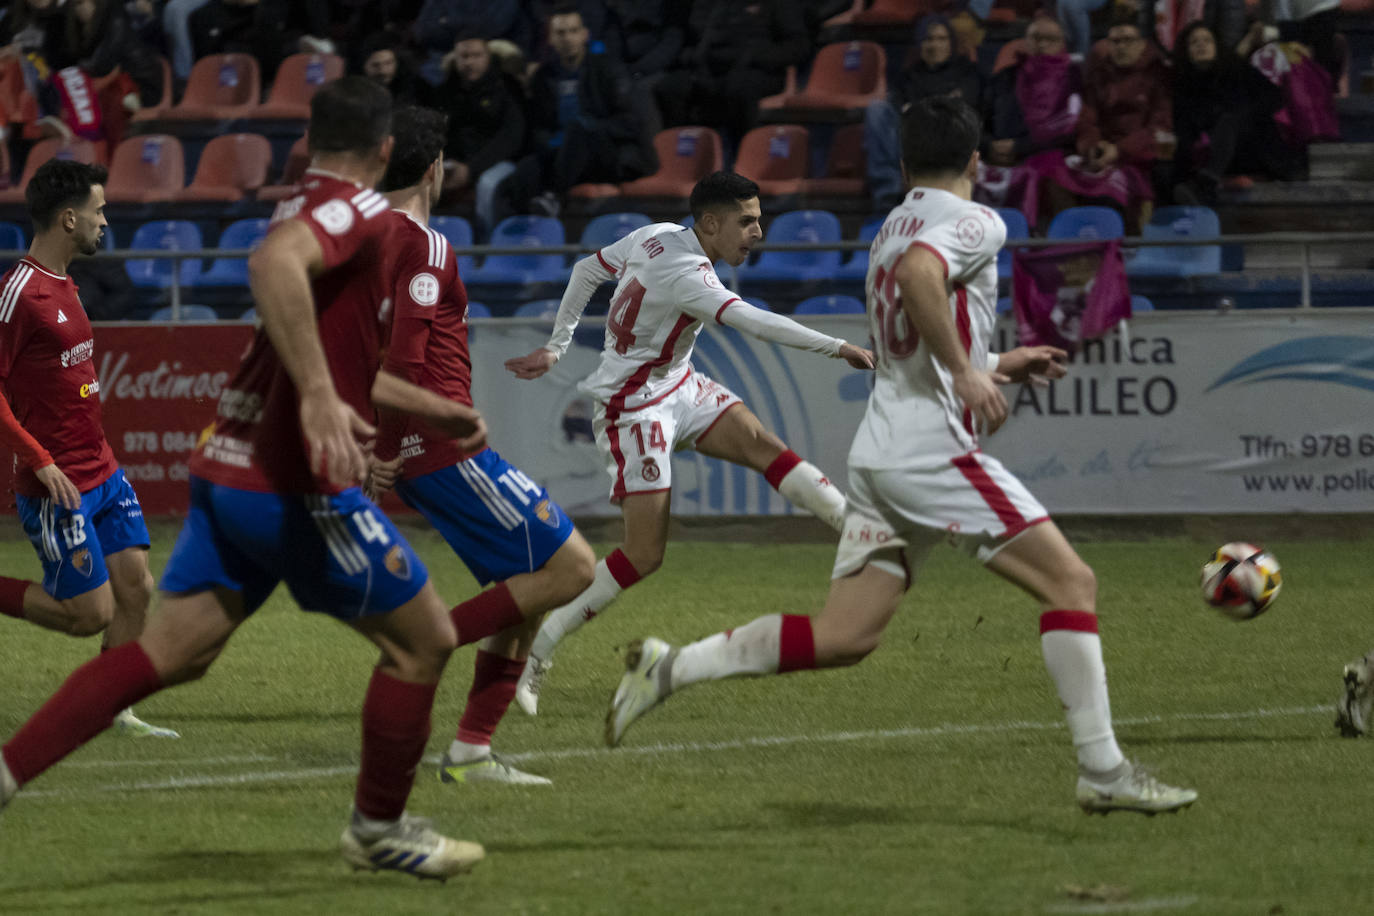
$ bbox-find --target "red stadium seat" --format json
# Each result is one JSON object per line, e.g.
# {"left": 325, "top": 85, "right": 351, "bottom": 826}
{"left": 852, "top": 0, "right": 935, "bottom": 25}
{"left": 619, "top": 127, "right": 723, "bottom": 198}
{"left": 104, "top": 134, "right": 185, "bottom": 203}
{"left": 179, "top": 133, "right": 273, "bottom": 202}
{"left": 568, "top": 183, "right": 621, "bottom": 199}
{"left": 734, "top": 124, "right": 809, "bottom": 197}
{"left": 151, "top": 53, "right": 260, "bottom": 121}
{"left": 0, "top": 138, "right": 103, "bottom": 204}
{"left": 760, "top": 42, "right": 887, "bottom": 117}
{"left": 257, "top": 135, "right": 310, "bottom": 202}
{"left": 256, "top": 53, "right": 344, "bottom": 119}
{"left": 801, "top": 124, "right": 865, "bottom": 197}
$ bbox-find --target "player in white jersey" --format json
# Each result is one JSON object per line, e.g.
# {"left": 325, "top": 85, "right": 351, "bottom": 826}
{"left": 603, "top": 97, "right": 1198, "bottom": 816}
{"left": 504, "top": 172, "right": 874, "bottom": 713}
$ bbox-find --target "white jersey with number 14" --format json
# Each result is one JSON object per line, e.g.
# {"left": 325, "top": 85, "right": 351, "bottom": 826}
{"left": 849, "top": 187, "right": 1006, "bottom": 470}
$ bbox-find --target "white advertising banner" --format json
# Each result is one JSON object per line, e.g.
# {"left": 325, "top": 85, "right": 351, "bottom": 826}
{"left": 471, "top": 310, "right": 1374, "bottom": 516}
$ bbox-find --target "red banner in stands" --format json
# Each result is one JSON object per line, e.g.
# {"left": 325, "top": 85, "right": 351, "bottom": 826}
{"left": 1, "top": 323, "right": 255, "bottom": 516}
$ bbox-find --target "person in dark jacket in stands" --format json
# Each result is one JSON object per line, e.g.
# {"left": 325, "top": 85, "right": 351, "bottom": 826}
{"left": 981, "top": 16, "right": 1078, "bottom": 167}
{"left": 357, "top": 30, "right": 423, "bottom": 105}
{"left": 432, "top": 34, "right": 527, "bottom": 231}
{"left": 495, "top": 4, "right": 653, "bottom": 219}
{"left": 53, "top": 0, "right": 164, "bottom": 108}
{"left": 601, "top": 0, "right": 686, "bottom": 138}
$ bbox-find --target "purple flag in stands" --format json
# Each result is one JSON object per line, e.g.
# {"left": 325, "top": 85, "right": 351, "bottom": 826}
{"left": 1012, "top": 240, "right": 1131, "bottom": 350}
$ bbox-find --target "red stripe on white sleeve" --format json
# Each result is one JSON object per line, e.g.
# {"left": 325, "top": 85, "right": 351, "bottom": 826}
{"left": 596, "top": 250, "right": 617, "bottom": 275}
{"left": 714, "top": 297, "right": 740, "bottom": 325}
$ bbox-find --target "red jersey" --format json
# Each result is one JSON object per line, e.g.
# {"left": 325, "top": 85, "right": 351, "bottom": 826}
{"left": 190, "top": 170, "right": 392, "bottom": 493}
{"left": 375, "top": 210, "right": 474, "bottom": 479}
{"left": 0, "top": 257, "right": 117, "bottom": 498}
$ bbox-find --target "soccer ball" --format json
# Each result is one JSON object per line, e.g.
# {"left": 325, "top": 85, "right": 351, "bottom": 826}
{"left": 1200, "top": 542, "right": 1282, "bottom": 620}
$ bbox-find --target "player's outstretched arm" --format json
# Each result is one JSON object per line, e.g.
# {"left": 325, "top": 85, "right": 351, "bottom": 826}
{"left": 249, "top": 220, "right": 373, "bottom": 486}
{"left": 541, "top": 253, "right": 617, "bottom": 362}
{"left": 708, "top": 298, "right": 875, "bottom": 368}
{"left": 504, "top": 347, "right": 558, "bottom": 380}
{"left": 994, "top": 346, "right": 1068, "bottom": 386}
{"left": 895, "top": 246, "right": 1010, "bottom": 434}
{"left": 372, "top": 369, "right": 487, "bottom": 454}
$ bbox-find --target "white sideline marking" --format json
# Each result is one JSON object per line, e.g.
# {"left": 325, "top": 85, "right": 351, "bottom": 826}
{"left": 1044, "top": 895, "right": 1199, "bottom": 914}
{"left": 65, "top": 753, "right": 275, "bottom": 769}
{"left": 21, "top": 704, "right": 1327, "bottom": 802}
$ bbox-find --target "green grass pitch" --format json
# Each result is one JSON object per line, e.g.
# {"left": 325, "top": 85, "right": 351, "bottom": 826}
{"left": 1, "top": 522, "right": 1370, "bottom": 915}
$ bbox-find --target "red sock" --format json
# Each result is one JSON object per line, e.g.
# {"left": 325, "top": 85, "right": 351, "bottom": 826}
{"left": 455, "top": 650, "right": 524, "bottom": 746}
{"left": 777, "top": 614, "right": 816, "bottom": 673}
{"left": 450, "top": 582, "right": 525, "bottom": 648}
{"left": 604, "top": 548, "right": 641, "bottom": 589}
{"left": 354, "top": 668, "right": 437, "bottom": 822}
{"left": 763, "top": 450, "right": 803, "bottom": 490}
{"left": 0, "top": 576, "right": 31, "bottom": 620}
{"left": 2, "top": 642, "right": 161, "bottom": 785}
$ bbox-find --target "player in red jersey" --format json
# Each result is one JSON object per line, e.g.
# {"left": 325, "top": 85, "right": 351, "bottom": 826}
{"left": 365, "top": 106, "right": 595, "bottom": 786}
{"left": 0, "top": 78, "right": 516, "bottom": 880}
{"left": 0, "top": 159, "right": 177, "bottom": 739}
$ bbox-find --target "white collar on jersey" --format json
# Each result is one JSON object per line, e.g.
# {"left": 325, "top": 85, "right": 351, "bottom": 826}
{"left": 19, "top": 256, "right": 67, "bottom": 281}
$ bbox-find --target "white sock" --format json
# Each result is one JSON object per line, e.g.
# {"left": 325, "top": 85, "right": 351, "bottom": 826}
{"left": 529, "top": 555, "right": 633, "bottom": 661}
{"left": 350, "top": 808, "right": 399, "bottom": 840}
{"left": 447, "top": 739, "right": 488, "bottom": 763}
{"left": 670, "top": 614, "right": 784, "bottom": 691}
{"left": 1040, "top": 625, "right": 1125, "bottom": 774}
{"left": 776, "top": 460, "right": 846, "bottom": 531}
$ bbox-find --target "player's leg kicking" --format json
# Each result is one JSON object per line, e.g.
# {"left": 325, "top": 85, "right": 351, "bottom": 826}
{"left": 391, "top": 448, "right": 595, "bottom": 786}
{"left": 516, "top": 377, "right": 845, "bottom": 715}
{"left": 605, "top": 459, "right": 1198, "bottom": 816}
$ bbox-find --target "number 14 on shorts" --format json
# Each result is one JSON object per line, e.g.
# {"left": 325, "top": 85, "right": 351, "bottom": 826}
{"left": 629, "top": 421, "right": 667, "bottom": 455}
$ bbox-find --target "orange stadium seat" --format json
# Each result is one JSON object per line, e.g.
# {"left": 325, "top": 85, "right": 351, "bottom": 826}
{"left": 619, "top": 127, "right": 723, "bottom": 198}
{"left": 256, "top": 53, "right": 344, "bottom": 119}
{"left": 257, "top": 135, "right": 310, "bottom": 202}
{"left": 801, "top": 124, "right": 866, "bottom": 196}
{"left": 852, "top": 0, "right": 935, "bottom": 25}
{"left": 760, "top": 42, "right": 887, "bottom": 116}
{"left": 0, "top": 138, "right": 103, "bottom": 205}
{"left": 179, "top": 133, "right": 273, "bottom": 202}
{"left": 154, "top": 53, "right": 260, "bottom": 121}
{"left": 104, "top": 134, "right": 185, "bottom": 203}
{"left": 734, "top": 124, "right": 809, "bottom": 197}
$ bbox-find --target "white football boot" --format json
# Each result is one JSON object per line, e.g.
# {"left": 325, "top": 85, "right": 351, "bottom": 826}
{"left": 114, "top": 707, "right": 180, "bottom": 739}
{"left": 340, "top": 811, "right": 484, "bottom": 880}
{"left": 437, "top": 751, "right": 552, "bottom": 787}
{"left": 1336, "top": 651, "right": 1374, "bottom": 737}
{"left": 514, "top": 654, "right": 552, "bottom": 716}
{"left": 605, "top": 637, "right": 675, "bottom": 747}
{"left": 1076, "top": 761, "right": 1197, "bottom": 815}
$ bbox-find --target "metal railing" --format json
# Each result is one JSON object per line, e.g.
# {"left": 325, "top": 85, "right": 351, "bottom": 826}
{"left": 10, "top": 229, "right": 1372, "bottom": 318}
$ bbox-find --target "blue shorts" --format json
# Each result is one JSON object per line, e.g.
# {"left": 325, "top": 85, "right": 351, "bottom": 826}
{"left": 159, "top": 477, "right": 428, "bottom": 619}
{"left": 396, "top": 448, "right": 574, "bottom": 586}
{"left": 17, "top": 468, "right": 150, "bottom": 600}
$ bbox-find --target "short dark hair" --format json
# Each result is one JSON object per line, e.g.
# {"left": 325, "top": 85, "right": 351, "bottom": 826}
{"left": 26, "top": 160, "right": 108, "bottom": 229}
{"left": 379, "top": 106, "right": 448, "bottom": 192}
{"left": 900, "top": 95, "right": 980, "bottom": 177}
{"left": 308, "top": 75, "right": 393, "bottom": 155}
{"left": 1107, "top": 12, "right": 1142, "bottom": 33}
{"left": 689, "top": 171, "right": 759, "bottom": 221}
{"left": 549, "top": 2, "right": 582, "bottom": 21}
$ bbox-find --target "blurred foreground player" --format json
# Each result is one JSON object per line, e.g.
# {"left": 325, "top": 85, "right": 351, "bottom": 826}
{"left": 605, "top": 97, "right": 1198, "bottom": 816}
{"left": 505, "top": 171, "right": 874, "bottom": 714}
{"left": 367, "top": 106, "right": 596, "bottom": 786}
{"left": 0, "top": 159, "right": 176, "bottom": 739}
{"left": 0, "top": 78, "right": 498, "bottom": 879}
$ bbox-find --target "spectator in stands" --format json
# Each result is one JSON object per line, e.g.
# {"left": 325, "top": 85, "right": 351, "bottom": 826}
{"left": 0, "top": 0, "right": 64, "bottom": 58}
{"left": 1039, "top": 17, "right": 1170, "bottom": 228}
{"left": 54, "top": 0, "right": 165, "bottom": 109}
{"left": 411, "top": 0, "right": 527, "bottom": 75}
{"left": 432, "top": 33, "right": 527, "bottom": 231}
{"left": 495, "top": 4, "right": 652, "bottom": 219}
{"left": 188, "top": 0, "right": 320, "bottom": 82}
{"left": 1171, "top": 20, "right": 1304, "bottom": 204}
{"left": 1057, "top": 0, "right": 1110, "bottom": 56}
{"left": 864, "top": 14, "right": 984, "bottom": 211}
{"left": 1257, "top": 0, "right": 1342, "bottom": 81}
{"left": 983, "top": 16, "right": 1078, "bottom": 167}
{"left": 162, "top": 0, "right": 211, "bottom": 81}
{"left": 602, "top": 0, "right": 686, "bottom": 138}
{"left": 357, "top": 30, "right": 423, "bottom": 104}
{"left": 653, "top": 0, "right": 808, "bottom": 143}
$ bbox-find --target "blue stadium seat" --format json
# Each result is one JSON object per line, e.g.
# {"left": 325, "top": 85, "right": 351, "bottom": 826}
{"left": 1046, "top": 206, "right": 1124, "bottom": 241}
{"left": 429, "top": 215, "right": 476, "bottom": 278}
{"left": 466, "top": 216, "right": 566, "bottom": 286}
{"left": 1126, "top": 205, "right": 1222, "bottom": 277}
{"left": 580, "top": 212, "right": 652, "bottom": 250}
{"left": 513, "top": 299, "right": 561, "bottom": 319}
{"left": 239, "top": 306, "right": 257, "bottom": 322}
{"left": 1131, "top": 294, "right": 1155, "bottom": 312}
{"left": 794, "top": 294, "right": 864, "bottom": 315}
{"left": 150, "top": 304, "right": 219, "bottom": 321}
{"left": 996, "top": 207, "right": 1030, "bottom": 279}
{"left": 466, "top": 301, "right": 491, "bottom": 318}
{"left": 0, "top": 221, "right": 26, "bottom": 251}
{"left": 197, "top": 218, "right": 269, "bottom": 286}
{"left": 835, "top": 217, "right": 884, "bottom": 282}
{"left": 126, "top": 220, "right": 203, "bottom": 288}
{"left": 740, "top": 210, "right": 843, "bottom": 283}
{"left": 996, "top": 296, "right": 1013, "bottom": 315}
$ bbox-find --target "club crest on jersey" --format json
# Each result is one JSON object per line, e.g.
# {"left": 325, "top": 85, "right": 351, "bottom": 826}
{"left": 534, "top": 498, "right": 560, "bottom": 528}
{"left": 312, "top": 199, "right": 354, "bottom": 235}
{"left": 409, "top": 273, "right": 439, "bottom": 306}
{"left": 641, "top": 457, "right": 661, "bottom": 483}
{"left": 698, "top": 263, "right": 723, "bottom": 290}
{"left": 955, "top": 216, "right": 985, "bottom": 249}
{"left": 71, "top": 548, "right": 93, "bottom": 577}
{"left": 384, "top": 544, "right": 411, "bottom": 581}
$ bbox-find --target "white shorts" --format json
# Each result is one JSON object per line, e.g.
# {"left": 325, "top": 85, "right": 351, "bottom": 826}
{"left": 831, "top": 450, "right": 1049, "bottom": 581}
{"left": 594, "top": 371, "right": 743, "bottom": 502}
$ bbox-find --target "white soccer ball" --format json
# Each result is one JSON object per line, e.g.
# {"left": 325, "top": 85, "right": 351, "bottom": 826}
{"left": 1200, "top": 542, "right": 1282, "bottom": 620}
